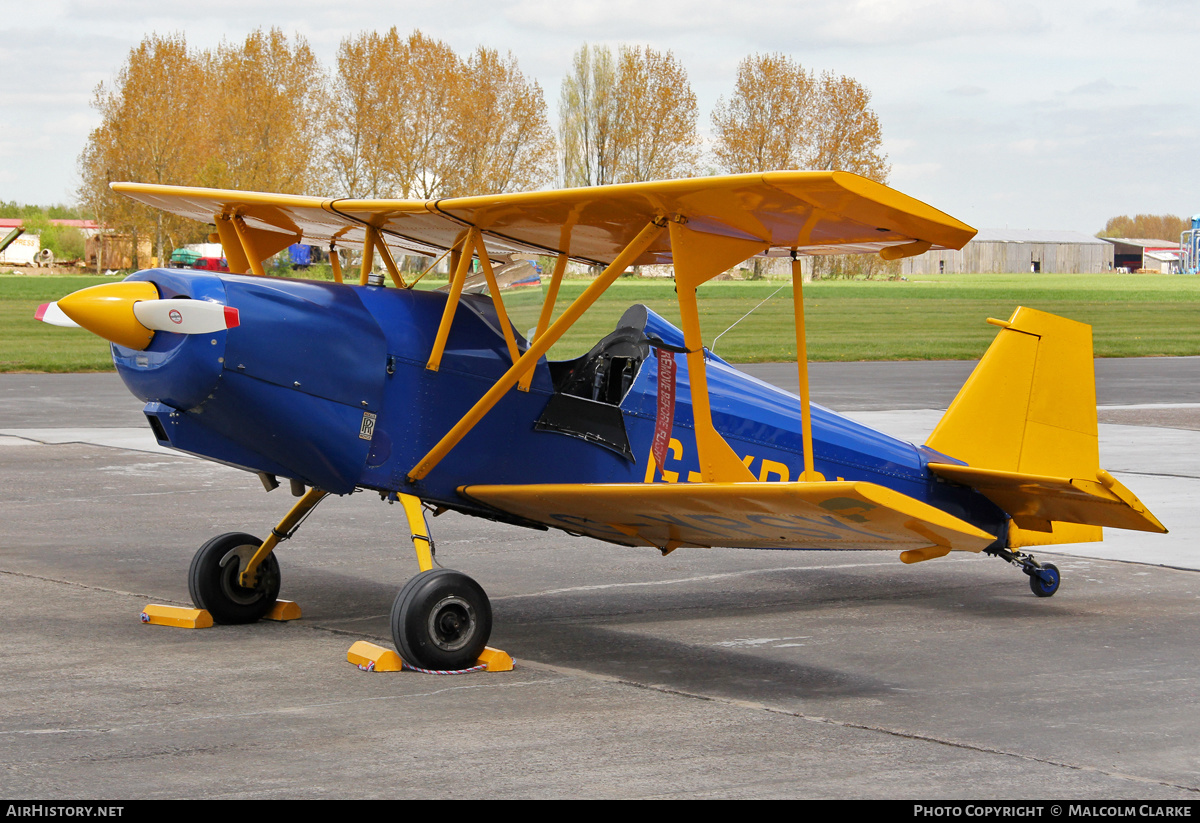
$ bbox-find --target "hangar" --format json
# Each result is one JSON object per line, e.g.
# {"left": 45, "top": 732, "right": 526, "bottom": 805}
{"left": 1105, "top": 238, "right": 1182, "bottom": 273}
{"left": 902, "top": 229, "right": 1114, "bottom": 275}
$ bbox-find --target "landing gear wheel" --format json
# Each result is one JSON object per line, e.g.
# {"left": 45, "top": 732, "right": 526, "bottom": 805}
{"left": 390, "top": 569, "right": 492, "bottom": 670}
{"left": 188, "top": 532, "right": 280, "bottom": 624}
{"left": 1029, "top": 563, "right": 1061, "bottom": 598}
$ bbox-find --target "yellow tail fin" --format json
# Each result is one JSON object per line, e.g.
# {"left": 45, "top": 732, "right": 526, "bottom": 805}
{"left": 926, "top": 307, "right": 1121, "bottom": 547}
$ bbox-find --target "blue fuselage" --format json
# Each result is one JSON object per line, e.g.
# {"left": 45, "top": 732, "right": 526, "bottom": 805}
{"left": 114, "top": 269, "right": 1007, "bottom": 544}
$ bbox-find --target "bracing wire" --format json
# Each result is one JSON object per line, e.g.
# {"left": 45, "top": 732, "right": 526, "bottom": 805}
{"left": 709, "top": 283, "right": 788, "bottom": 354}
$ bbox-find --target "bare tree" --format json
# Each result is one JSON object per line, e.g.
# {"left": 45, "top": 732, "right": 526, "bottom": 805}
{"left": 559, "top": 45, "right": 621, "bottom": 188}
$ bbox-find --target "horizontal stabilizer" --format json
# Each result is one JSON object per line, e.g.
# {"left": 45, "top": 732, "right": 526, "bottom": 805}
{"left": 460, "top": 480, "right": 997, "bottom": 554}
{"left": 928, "top": 463, "right": 1167, "bottom": 534}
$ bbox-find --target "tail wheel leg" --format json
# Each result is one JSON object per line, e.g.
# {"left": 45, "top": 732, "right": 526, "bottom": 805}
{"left": 986, "top": 545, "right": 1062, "bottom": 598}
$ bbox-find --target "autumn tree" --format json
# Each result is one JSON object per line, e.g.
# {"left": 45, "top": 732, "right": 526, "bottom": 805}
{"left": 807, "top": 71, "right": 889, "bottom": 182}
{"left": 712, "top": 54, "right": 889, "bottom": 278}
{"left": 324, "top": 30, "right": 554, "bottom": 201}
{"left": 445, "top": 47, "right": 557, "bottom": 197}
{"left": 205, "top": 29, "right": 327, "bottom": 195}
{"left": 78, "top": 33, "right": 208, "bottom": 266}
{"left": 611, "top": 46, "right": 701, "bottom": 182}
{"left": 321, "top": 36, "right": 374, "bottom": 198}
{"left": 1098, "top": 214, "right": 1190, "bottom": 242}
{"left": 324, "top": 29, "right": 408, "bottom": 199}
{"left": 711, "top": 53, "right": 814, "bottom": 174}
{"left": 80, "top": 29, "right": 329, "bottom": 267}
{"left": 559, "top": 44, "right": 701, "bottom": 188}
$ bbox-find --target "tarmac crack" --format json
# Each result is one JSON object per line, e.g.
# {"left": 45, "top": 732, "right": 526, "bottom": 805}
{"left": 0, "top": 567, "right": 176, "bottom": 604}
{"left": 612, "top": 677, "right": 1200, "bottom": 795}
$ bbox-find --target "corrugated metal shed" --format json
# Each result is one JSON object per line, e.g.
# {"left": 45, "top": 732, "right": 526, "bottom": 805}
{"left": 973, "top": 228, "right": 1110, "bottom": 245}
{"left": 1103, "top": 237, "right": 1180, "bottom": 250}
{"left": 903, "top": 228, "right": 1115, "bottom": 274}
{"left": 1106, "top": 238, "right": 1181, "bottom": 272}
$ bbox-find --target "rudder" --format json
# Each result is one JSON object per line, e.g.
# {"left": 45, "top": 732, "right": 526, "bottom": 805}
{"left": 926, "top": 307, "right": 1103, "bottom": 546}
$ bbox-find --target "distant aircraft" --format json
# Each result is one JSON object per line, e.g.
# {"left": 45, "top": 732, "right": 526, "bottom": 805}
{"left": 36, "top": 172, "right": 1166, "bottom": 670}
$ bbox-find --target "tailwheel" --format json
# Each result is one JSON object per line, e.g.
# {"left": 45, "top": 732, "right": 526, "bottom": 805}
{"left": 188, "top": 532, "right": 280, "bottom": 624}
{"left": 390, "top": 569, "right": 492, "bottom": 670}
{"left": 986, "top": 545, "right": 1063, "bottom": 598}
{"left": 1028, "top": 563, "right": 1061, "bottom": 598}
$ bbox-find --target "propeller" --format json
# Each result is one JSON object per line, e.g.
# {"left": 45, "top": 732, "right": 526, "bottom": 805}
{"left": 34, "top": 302, "right": 80, "bottom": 328}
{"left": 133, "top": 299, "right": 240, "bottom": 334}
{"left": 35, "top": 281, "right": 239, "bottom": 350}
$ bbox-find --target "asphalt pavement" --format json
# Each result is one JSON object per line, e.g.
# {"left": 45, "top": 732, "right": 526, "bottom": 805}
{"left": 1, "top": 363, "right": 1198, "bottom": 799}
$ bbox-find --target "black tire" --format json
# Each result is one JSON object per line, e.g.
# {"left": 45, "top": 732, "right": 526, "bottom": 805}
{"left": 188, "top": 532, "right": 280, "bottom": 624}
{"left": 390, "top": 569, "right": 492, "bottom": 670}
{"left": 1029, "top": 563, "right": 1061, "bottom": 598}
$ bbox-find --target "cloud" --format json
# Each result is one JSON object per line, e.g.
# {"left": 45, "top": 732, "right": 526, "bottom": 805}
{"left": 948, "top": 85, "right": 987, "bottom": 97}
{"left": 1068, "top": 78, "right": 1116, "bottom": 95}
{"left": 890, "top": 161, "right": 943, "bottom": 181}
{"left": 505, "top": 0, "right": 1045, "bottom": 47}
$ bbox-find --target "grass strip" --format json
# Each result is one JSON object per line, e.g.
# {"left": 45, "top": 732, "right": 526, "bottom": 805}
{"left": 3, "top": 272, "right": 1197, "bottom": 372}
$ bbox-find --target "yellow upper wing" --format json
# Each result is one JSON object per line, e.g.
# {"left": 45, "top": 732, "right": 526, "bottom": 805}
{"left": 112, "top": 172, "right": 976, "bottom": 267}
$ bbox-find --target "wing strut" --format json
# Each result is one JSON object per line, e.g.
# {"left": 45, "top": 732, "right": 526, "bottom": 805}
{"left": 408, "top": 219, "right": 665, "bottom": 482}
{"left": 476, "top": 241, "right": 522, "bottom": 369}
{"left": 213, "top": 213, "right": 251, "bottom": 274}
{"left": 213, "top": 211, "right": 298, "bottom": 276}
{"left": 329, "top": 242, "right": 344, "bottom": 283}
{"left": 519, "top": 250, "right": 569, "bottom": 391}
{"left": 668, "top": 219, "right": 763, "bottom": 482}
{"left": 358, "top": 225, "right": 378, "bottom": 284}
{"left": 371, "top": 228, "right": 407, "bottom": 288}
{"left": 427, "top": 228, "right": 479, "bottom": 372}
{"left": 791, "top": 253, "right": 824, "bottom": 481}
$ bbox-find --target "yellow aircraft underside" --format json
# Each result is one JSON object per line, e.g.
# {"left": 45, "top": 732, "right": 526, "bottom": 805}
{"left": 459, "top": 480, "right": 997, "bottom": 557}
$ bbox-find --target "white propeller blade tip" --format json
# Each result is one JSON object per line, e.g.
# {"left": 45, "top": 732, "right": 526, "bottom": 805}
{"left": 35, "top": 302, "right": 81, "bottom": 328}
{"left": 132, "top": 299, "right": 241, "bottom": 334}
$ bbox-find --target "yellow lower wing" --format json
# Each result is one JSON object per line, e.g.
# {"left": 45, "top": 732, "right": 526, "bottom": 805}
{"left": 459, "top": 481, "right": 997, "bottom": 558}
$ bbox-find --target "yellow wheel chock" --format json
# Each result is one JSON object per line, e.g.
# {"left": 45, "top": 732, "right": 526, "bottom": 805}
{"left": 347, "top": 640, "right": 513, "bottom": 674}
{"left": 140, "top": 604, "right": 213, "bottom": 629}
{"left": 140, "top": 599, "right": 300, "bottom": 628}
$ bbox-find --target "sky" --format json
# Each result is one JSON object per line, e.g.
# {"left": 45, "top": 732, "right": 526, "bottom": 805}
{"left": 1, "top": 0, "right": 1197, "bottom": 234}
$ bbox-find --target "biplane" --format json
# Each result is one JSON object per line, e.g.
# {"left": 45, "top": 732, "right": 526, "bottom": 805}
{"left": 37, "top": 172, "right": 1166, "bottom": 671}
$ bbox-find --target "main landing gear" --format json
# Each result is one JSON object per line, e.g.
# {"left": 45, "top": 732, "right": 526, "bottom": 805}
{"left": 391, "top": 569, "right": 492, "bottom": 670}
{"left": 188, "top": 486, "right": 493, "bottom": 670}
{"left": 188, "top": 532, "right": 280, "bottom": 624}
{"left": 986, "top": 545, "right": 1061, "bottom": 598}
{"left": 188, "top": 487, "right": 328, "bottom": 624}
{"left": 389, "top": 493, "right": 493, "bottom": 670}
